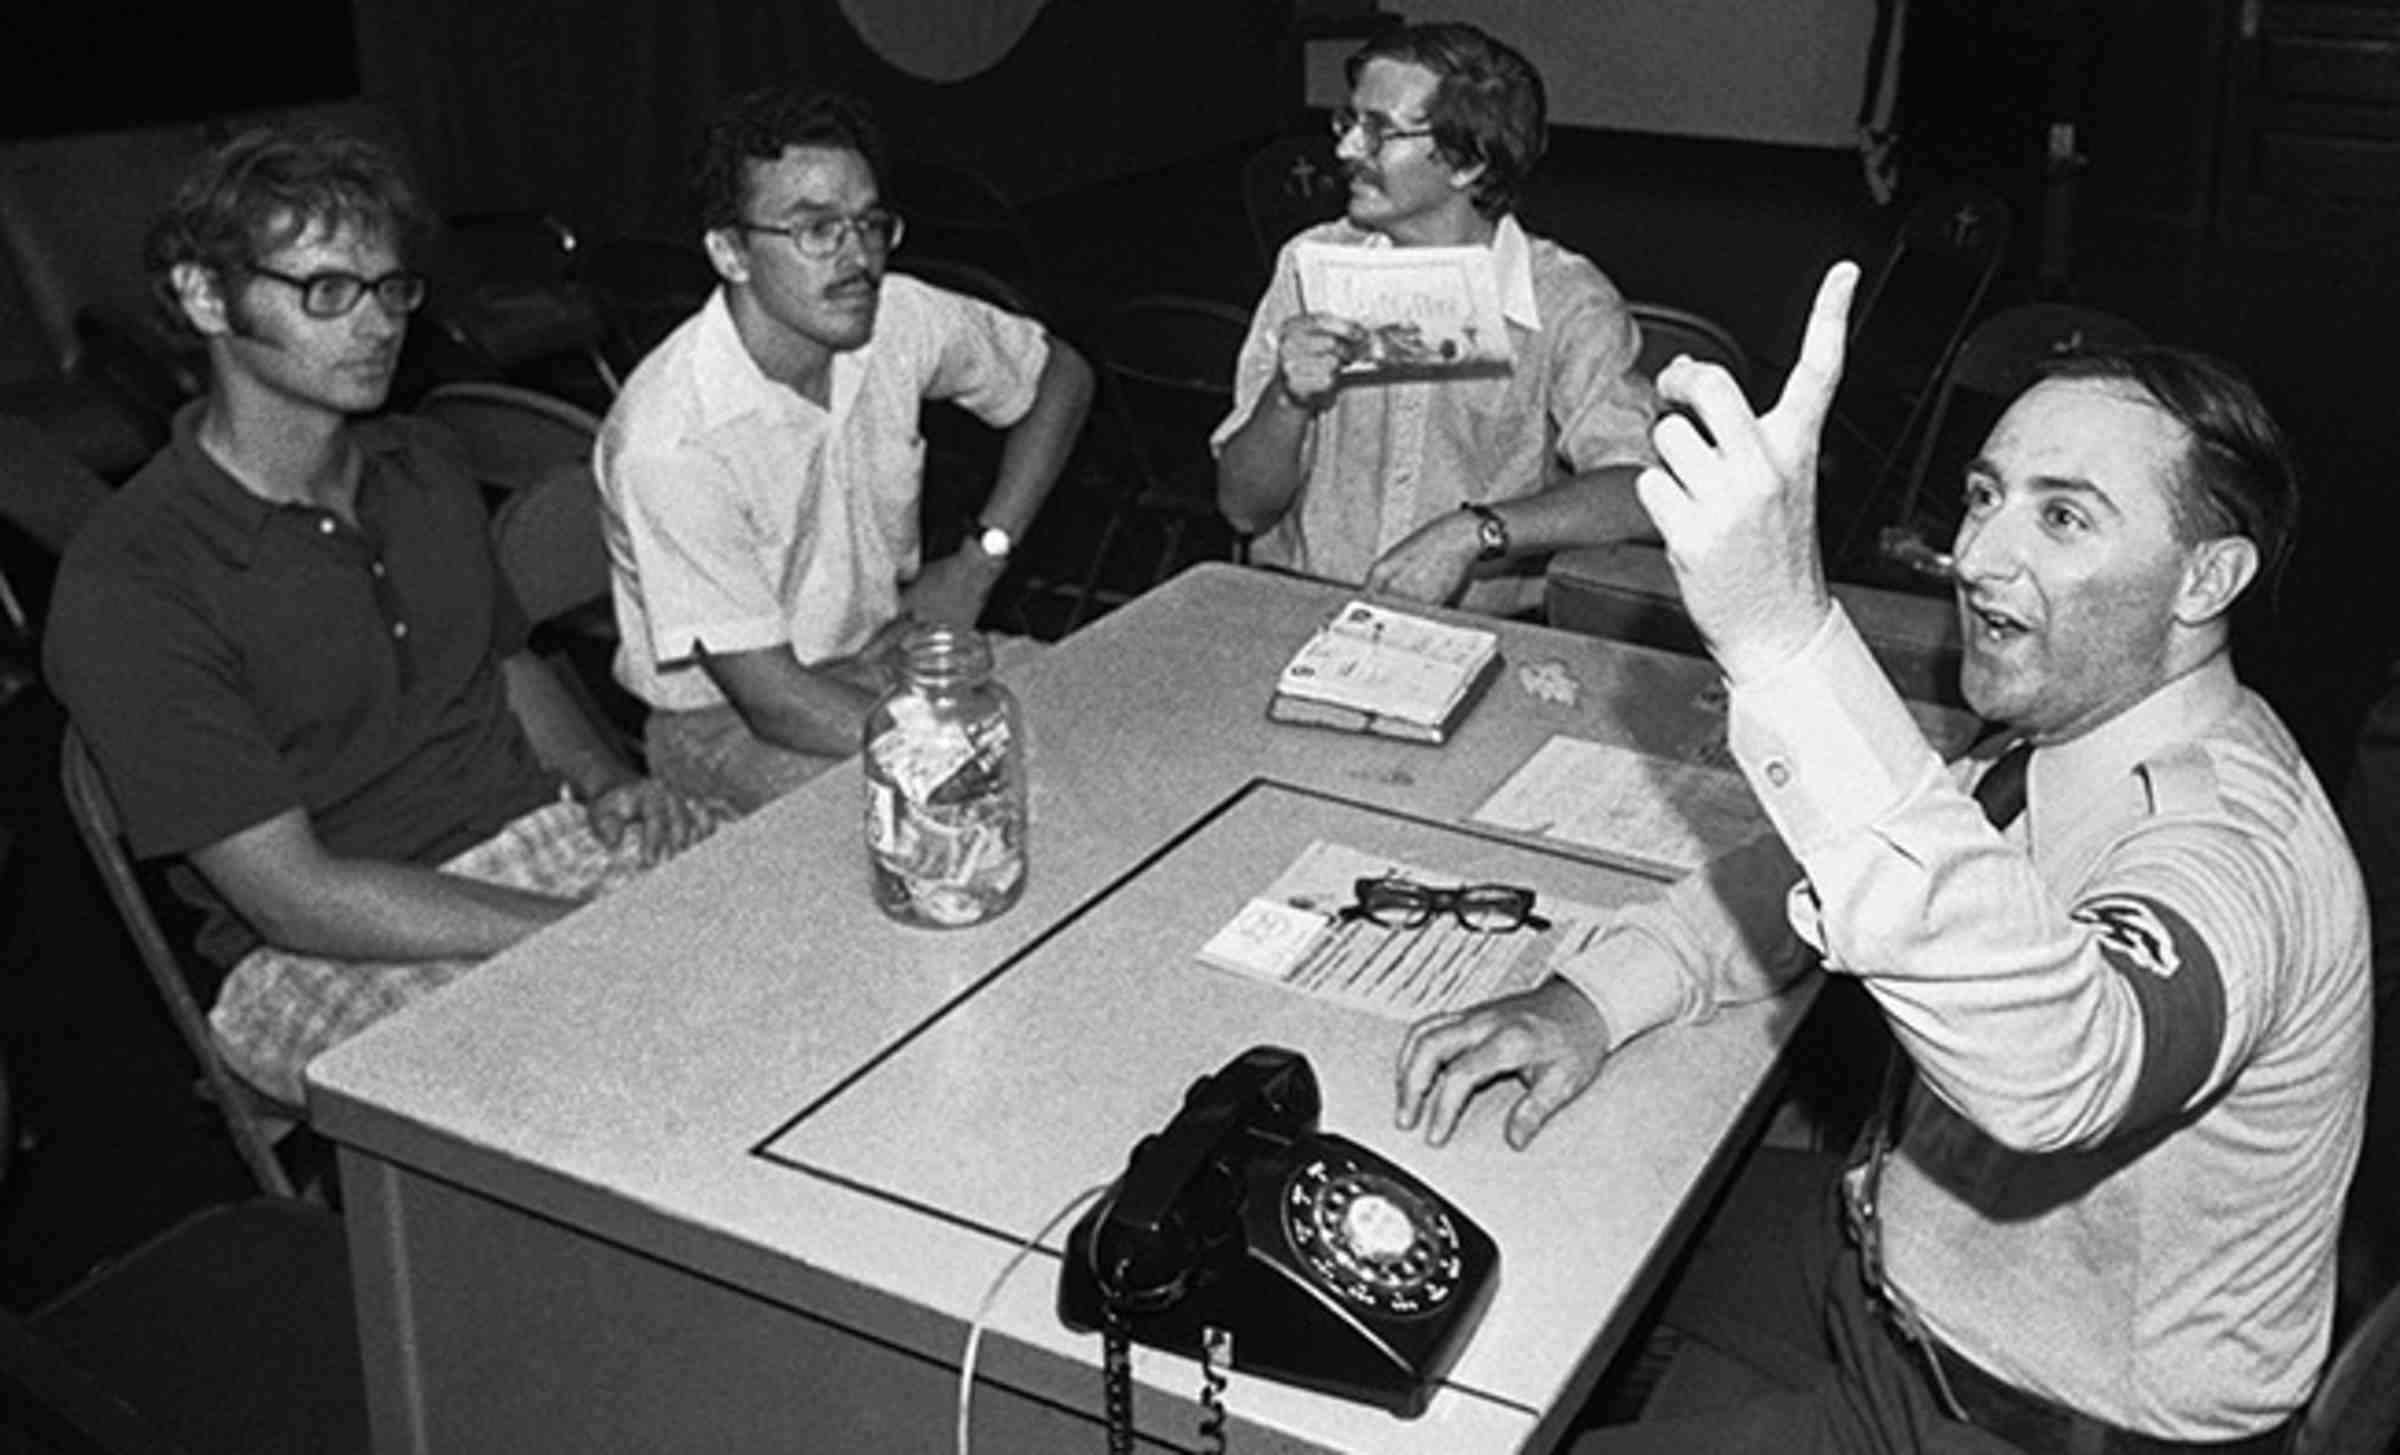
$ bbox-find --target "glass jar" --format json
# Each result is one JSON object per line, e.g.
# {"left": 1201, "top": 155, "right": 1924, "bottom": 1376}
{"left": 862, "top": 624, "right": 1028, "bottom": 928}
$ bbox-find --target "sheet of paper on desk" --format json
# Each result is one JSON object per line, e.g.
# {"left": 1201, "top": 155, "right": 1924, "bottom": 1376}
{"left": 1197, "top": 839, "right": 1612, "bottom": 1020}
{"left": 1294, "top": 241, "right": 1513, "bottom": 379}
{"left": 1470, "top": 734, "right": 1767, "bottom": 873}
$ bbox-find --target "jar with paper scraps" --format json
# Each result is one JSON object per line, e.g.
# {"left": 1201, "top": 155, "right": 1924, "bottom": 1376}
{"left": 862, "top": 624, "right": 1027, "bottom": 927}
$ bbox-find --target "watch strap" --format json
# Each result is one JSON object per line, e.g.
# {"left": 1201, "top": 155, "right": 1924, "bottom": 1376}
{"left": 1461, "top": 502, "right": 1510, "bottom": 561}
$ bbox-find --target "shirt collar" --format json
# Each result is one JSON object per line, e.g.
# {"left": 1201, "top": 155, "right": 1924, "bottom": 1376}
{"left": 2024, "top": 652, "right": 2244, "bottom": 846}
{"left": 1487, "top": 214, "right": 1541, "bottom": 331}
{"left": 691, "top": 287, "right": 796, "bottom": 432}
{"left": 165, "top": 400, "right": 410, "bottom": 567}
{"left": 691, "top": 284, "right": 870, "bottom": 430}
{"left": 1347, "top": 213, "right": 1543, "bottom": 331}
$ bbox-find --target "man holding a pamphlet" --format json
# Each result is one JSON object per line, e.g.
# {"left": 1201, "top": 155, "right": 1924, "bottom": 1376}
{"left": 1395, "top": 261, "right": 2365, "bottom": 1452}
{"left": 1213, "top": 21, "right": 1658, "bottom": 618}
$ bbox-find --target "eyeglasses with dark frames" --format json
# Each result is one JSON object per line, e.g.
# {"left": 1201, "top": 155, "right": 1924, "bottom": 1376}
{"left": 733, "top": 208, "right": 906, "bottom": 260}
{"left": 1329, "top": 107, "right": 1439, "bottom": 152}
{"left": 1336, "top": 875, "right": 1551, "bottom": 935}
{"left": 244, "top": 264, "right": 430, "bottom": 320}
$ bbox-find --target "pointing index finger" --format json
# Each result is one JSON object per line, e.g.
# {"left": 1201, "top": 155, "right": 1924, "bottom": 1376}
{"left": 1767, "top": 260, "right": 1861, "bottom": 433}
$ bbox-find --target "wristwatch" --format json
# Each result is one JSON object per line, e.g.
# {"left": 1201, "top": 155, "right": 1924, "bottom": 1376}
{"left": 1460, "top": 502, "right": 1510, "bottom": 561}
{"left": 973, "top": 521, "right": 1015, "bottom": 561}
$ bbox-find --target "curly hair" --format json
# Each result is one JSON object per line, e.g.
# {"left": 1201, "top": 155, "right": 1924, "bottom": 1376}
{"left": 1346, "top": 22, "right": 1546, "bottom": 219}
{"left": 144, "top": 124, "right": 430, "bottom": 338}
{"left": 689, "top": 86, "right": 887, "bottom": 232}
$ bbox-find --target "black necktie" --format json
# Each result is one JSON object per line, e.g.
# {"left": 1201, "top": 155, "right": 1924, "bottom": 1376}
{"left": 1972, "top": 741, "right": 2032, "bottom": 833}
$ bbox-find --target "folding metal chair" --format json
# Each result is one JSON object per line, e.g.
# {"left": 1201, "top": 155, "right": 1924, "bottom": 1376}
{"left": 1821, "top": 182, "right": 2012, "bottom": 564}
{"left": 57, "top": 728, "right": 297, "bottom": 1198}
{"left": 488, "top": 462, "right": 644, "bottom": 757}
{"left": 579, "top": 233, "right": 717, "bottom": 380}
{"left": 1626, "top": 300, "right": 1755, "bottom": 398}
{"left": 415, "top": 380, "right": 603, "bottom": 500}
{"left": 1241, "top": 132, "right": 1349, "bottom": 273}
{"left": 1073, "top": 293, "right": 1252, "bottom": 628}
{"left": 1870, "top": 300, "right": 2148, "bottom": 581}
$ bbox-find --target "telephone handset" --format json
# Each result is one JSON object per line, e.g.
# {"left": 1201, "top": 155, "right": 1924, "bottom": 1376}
{"left": 1057, "top": 1045, "right": 1498, "bottom": 1420}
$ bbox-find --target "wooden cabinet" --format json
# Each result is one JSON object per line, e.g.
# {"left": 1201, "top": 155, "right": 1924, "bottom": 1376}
{"left": 2218, "top": 1, "right": 2400, "bottom": 237}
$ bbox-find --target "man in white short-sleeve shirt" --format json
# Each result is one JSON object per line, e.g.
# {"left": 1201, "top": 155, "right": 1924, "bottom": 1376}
{"left": 597, "top": 86, "right": 1092, "bottom": 812}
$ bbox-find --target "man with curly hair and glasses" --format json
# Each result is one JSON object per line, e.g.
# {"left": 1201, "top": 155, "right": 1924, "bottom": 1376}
{"left": 45, "top": 124, "right": 721, "bottom": 1113}
{"left": 1216, "top": 21, "right": 1659, "bottom": 616}
{"left": 596, "top": 85, "right": 1093, "bottom": 813}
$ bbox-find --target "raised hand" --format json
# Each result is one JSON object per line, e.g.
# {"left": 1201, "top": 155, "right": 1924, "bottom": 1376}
{"left": 1633, "top": 261, "right": 1859, "bottom": 683}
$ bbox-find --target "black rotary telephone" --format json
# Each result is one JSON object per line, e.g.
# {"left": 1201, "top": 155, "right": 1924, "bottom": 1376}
{"left": 1057, "top": 1046, "right": 1498, "bottom": 1443}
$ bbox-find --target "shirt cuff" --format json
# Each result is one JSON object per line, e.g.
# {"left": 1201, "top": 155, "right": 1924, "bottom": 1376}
{"left": 1554, "top": 910, "right": 1700, "bottom": 1050}
{"left": 1726, "top": 603, "right": 1948, "bottom": 861}
{"left": 653, "top": 613, "right": 785, "bottom": 667}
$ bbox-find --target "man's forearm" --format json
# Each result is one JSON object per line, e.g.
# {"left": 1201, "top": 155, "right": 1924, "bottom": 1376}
{"left": 983, "top": 341, "right": 1094, "bottom": 536}
{"left": 501, "top": 652, "right": 636, "bottom": 801}
{"left": 220, "top": 854, "right": 580, "bottom": 964}
{"left": 1482, "top": 463, "right": 1657, "bottom": 555}
{"left": 1215, "top": 387, "right": 1316, "bottom": 536}
{"left": 701, "top": 643, "right": 882, "bottom": 759}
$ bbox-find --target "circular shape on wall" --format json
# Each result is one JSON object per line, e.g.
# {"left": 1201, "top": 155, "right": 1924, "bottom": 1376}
{"left": 835, "top": 0, "right": 1052, "bottom": 83}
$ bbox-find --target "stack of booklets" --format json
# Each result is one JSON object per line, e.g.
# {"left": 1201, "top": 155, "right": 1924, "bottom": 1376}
{"left": 1268, "top": 601, "right": 1503, "bottom": 745}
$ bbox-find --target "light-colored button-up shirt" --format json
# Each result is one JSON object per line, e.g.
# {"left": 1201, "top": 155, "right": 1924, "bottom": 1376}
{"left": 1212, "top": 215, "right": 1656, "bottom": 615}
{"left": 1568, "top": 609, "right": 2369, "bottom": 1440}
{"left": 595, "top": 279, "right": 1047, "bottom": 711}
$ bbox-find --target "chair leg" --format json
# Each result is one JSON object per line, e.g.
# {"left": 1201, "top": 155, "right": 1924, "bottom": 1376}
{"left": 1067, "top": 499, "right": 1138, "bottom": 632}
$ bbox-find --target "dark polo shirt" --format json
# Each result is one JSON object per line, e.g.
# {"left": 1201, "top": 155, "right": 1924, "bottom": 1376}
{"left": 45, "top": 403, "right": 560, "bottom": 965}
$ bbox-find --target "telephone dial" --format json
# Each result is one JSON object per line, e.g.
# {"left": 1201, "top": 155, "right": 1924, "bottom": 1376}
{"left": 1057, "top": 1045, "right": 1498, "bottom": 1431}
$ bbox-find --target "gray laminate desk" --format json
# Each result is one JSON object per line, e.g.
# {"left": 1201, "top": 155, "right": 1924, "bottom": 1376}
{"left": 311, "top": 563, "right": 1978, "bottom": 1455}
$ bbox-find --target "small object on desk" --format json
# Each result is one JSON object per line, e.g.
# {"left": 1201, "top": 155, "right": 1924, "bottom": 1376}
{"left": 862, "top": 624, "right": 1028, "bottom": 928}
{"left": 1196, "top": 839, "right": 1608, "bottom": 1018}
{"left": 1057, "top": 1046, "right": 1500, "bottom": 1421}
{"left": 1516, "top": 658, "right": 1581, "bottom": 708}
{"left": 1269, "top": 600, "right": 1503, "bottom": 745}
{"left": 1471, "top": 734, "right": 1765, "bottom": 873}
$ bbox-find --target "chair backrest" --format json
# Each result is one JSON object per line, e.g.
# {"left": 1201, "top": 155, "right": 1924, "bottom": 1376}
{"left": 1069, "top": 294, "right": 1251, "bottom": 623}
{"left": 489, "top": 461, "right": 611, "bottom": 626}
{"left": 416, "top": 381, "right": 602, "bottom": 497}
{"left": 1626, "top": 301, "right": 1755, "bottom": 398}
{"left": 1091, "top": 293, "right": 1250, "bottom": 501}
{"left": 0, "top": 122, "right": 212, "bottom": 374}
{"left": 887, "top": 157, "right": 1051, "bottom": 304}
{"left": 1824, "top": 181, "right": 2013, "bottom": 563}
{"left": 57, "top": 728, "right": 296, "bottom": 1198}
{"left": 890, "top": 255, "right": 1043, "bottom": 321}
{"left": 2295, "top": 1272, "right": 2400, "bottom": 1455}
{"left": 1241, "top": 132, "right": 1348, "bottom": 272}
{"left": 1886, "top": 301, "right": 2149, "bottom": 546}
{"left": 0, "top": 411, "right": 114, "bottom": 559}
{"left": 579, "top": 233, "right": 717, "bottom": 377}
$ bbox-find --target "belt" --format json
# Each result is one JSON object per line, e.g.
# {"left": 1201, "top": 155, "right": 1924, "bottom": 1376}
{"left": 1871, "top": 1298, "right": 2294, "bottom": 1455}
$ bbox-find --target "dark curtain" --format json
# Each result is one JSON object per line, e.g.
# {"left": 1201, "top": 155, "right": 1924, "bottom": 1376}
{"left": 355, "top": 0, "right": 1290, "bottom": 240}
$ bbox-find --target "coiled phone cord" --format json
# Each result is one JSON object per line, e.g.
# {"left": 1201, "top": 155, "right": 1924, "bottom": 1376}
{"left": 1197, "top": 1326, "right": 1232, "bottom": 1455}
{"left": 1102, "top": 1307, "right": 1137, "bottom": 1455}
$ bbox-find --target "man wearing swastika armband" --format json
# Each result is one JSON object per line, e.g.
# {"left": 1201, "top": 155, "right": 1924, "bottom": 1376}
{"left": 1396, "top": 262, "right": 2368, "bottom": 1452}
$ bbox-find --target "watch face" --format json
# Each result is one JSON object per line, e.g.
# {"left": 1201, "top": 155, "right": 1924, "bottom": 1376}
{"left": 977, "top": 525, "right": 1013, "bottom": 559}
{"left": 1475, "top": 513, "right": 1507, "bottom": 559}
